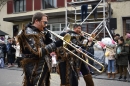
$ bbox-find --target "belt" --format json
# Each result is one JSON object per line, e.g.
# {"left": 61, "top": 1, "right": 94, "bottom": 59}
{"left": 22, "top": 54, "right": 34, "bottom": 58}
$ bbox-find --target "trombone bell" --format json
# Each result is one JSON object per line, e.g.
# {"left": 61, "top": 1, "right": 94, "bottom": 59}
{"left": 63, "top": 33, "right": 71, "bottom": 43}
{"left": 63, "top": 33, "right": 71, "bottom": 47}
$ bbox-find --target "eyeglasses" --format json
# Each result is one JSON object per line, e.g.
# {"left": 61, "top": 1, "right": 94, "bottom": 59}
{"left": 41, "top": 21, "right": 48, "bottom": 25}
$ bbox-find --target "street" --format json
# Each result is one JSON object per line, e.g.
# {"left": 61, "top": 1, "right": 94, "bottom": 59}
{"left": 0, "top": 68, "right": 130, "bottom": 86}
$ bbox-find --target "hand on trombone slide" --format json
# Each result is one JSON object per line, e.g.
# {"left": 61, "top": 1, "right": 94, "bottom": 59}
{"left": 76, "top": 47, "right": 82, "bottom": 53}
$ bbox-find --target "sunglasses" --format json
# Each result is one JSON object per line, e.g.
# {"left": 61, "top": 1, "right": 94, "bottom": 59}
{"left": 41, "top": 21, "right": 48, "bottom": 25}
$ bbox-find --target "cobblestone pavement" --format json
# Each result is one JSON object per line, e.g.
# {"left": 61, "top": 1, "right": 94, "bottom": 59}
{"left": 0, "top": 67, "right": 130, "bottom": 86}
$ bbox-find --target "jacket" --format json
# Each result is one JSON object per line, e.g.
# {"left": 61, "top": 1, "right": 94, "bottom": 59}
{"left": 18, "top": 23, "right": 58, "bottom": 86}
{"left": 105, "top": 47, "right": 116, "bottom": 60}
{"left": 116, "top": 44, "right": 129, "bottom": 65}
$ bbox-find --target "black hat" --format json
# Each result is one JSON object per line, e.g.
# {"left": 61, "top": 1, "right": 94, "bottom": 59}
{"left": 115, "top": 34, "right": 120, "bottom": 37}
{"left": 7, "top": 37, "right": 11, "bottom": 40}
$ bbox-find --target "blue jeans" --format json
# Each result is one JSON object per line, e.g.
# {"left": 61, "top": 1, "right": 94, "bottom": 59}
{"left": 0, "top": 58, "right": 4, "bottom": 68}
{"left": 91, "top": 4, "right": 97, "bottom": 19}
{"left": 81, "top": 4, "right": 88, "bottom": 22}
{"left": 81, "top": 4, "right": 98, "bottom": 22}
{"left": 108, "top": 60, "right": 115, "bottom": 73}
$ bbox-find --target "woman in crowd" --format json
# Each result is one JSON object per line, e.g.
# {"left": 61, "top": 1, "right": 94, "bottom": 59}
{"left": 116, "top": 37, "right": 129, "bottom": 81}
{"left": 87, "top": 37, "right": 95, "bottom": 75}
{"left": 14, "top": 42, "right": 22, "bottom": 67}
{"left": 125, "top": 33, "right": 130, "bottom": 64}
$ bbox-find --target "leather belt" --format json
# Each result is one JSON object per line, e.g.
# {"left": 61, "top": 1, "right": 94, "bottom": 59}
{"left": 22, "top": 54, "right": 34, "bottom": 58}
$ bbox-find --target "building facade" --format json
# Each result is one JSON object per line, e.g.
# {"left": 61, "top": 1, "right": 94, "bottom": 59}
{"left": 0, "top": 0, "right": 130, "bottom": 40}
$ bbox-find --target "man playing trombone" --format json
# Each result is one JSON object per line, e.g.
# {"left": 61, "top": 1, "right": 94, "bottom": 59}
{"left": 55, "top": 31, "right": 79, "bottom": 86}
{"left": 17, "top": 12, "right": 63, "bottom": 86}
{"left": 63, "top": 24, "right": 94, "bottom": 86}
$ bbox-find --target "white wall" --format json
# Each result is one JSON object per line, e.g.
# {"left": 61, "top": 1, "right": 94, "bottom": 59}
{"left": 111, "top": 1, "right": 130, "bottom": 36}
{"left": 0, "top": 3, "right": 13, "bottom": 37}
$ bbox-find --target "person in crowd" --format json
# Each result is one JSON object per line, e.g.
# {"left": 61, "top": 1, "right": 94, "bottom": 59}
{"left": 6, "top": 38, "right": 16, "bottom": 68}
{"left": 14, "top": 41, "right": 23, "bottom": 67}
{"left": 2, "top": 41, "right": 7, "bottom": 64}
{"left": 102, "top": 38, "right": 117, "bottom": 79}
{"left": 114, "top": 34, "right": 120, "bottom": 43}
{"left": 51, "top": 52, "right": 57, "bottom": 73}
{"left": 87, "top": 37, "right": 95, "bottom": 75}
{"left": 0, "top": 39, "right": 6, "bottom": 64}
{"left": 0, "top": 39, "right": 5, "bottom": 68}
{"left": 113, "top": 34, "right": 120, "bottom": 74}
{"left": 81, "top": 4, "right": 97, "bottom": 22}
{"left": 11, "top": 37, "right": 16, "bottom": 65}
{"left": 116, "top": 37, "right": 129, "bottom": 81}
{"left": 81, "top": 4, "right": 88, "bottom": 22}
{"left": 125, "top": 33, "right": 130, "bottom": 64}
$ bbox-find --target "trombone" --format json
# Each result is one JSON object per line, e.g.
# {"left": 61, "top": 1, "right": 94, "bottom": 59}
{"left": 80, "top": 31, "right": 98, "bottom": 42}
{"left": 81, "top": 31, "right": 116, "bottom": 50}
{"left": 46, "top": 29, "right": 104, "bottom": 73}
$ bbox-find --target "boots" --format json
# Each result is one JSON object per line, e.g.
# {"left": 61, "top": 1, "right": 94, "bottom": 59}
{"left": 83, "top": 74, "right": 94, "bottom": 86}
{"left": 112, "top": 73, "right": 116, "bottom": 79}
{"left": 108, "top": 73, "right": 111, "bottom": 78}
{"left": 8, "top": 63, "right": 12, "bottom": 68}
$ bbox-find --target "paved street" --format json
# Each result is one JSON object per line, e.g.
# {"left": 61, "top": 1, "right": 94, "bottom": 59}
{"left": 0, "top": 67, "right": 130, "bottom": 86}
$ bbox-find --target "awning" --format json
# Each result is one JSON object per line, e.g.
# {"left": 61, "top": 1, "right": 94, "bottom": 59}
{"left": 0, "top": 30, "right": 8, "bottom": 36}
{"left": 122, "top": 16, "right": 130, "bottom": 19}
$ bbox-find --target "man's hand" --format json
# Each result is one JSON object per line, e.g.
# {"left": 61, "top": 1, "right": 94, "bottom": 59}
{"left": 76, "top": 47, "right": 82, "bottom": 53}
{"left": 55, "top": 40, "right": 63, "bottom": 47}
{"left": 125, "top": 44, "right": 129, "bottom": 46}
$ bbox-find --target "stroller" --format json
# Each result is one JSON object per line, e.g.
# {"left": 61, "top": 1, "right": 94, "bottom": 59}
{"left": 127, "top": 61, "right": 130, "bottom": 82}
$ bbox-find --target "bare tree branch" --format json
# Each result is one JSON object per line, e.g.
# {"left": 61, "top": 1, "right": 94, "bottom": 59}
{"left": 0, "top": 0, "right": 10, "bottom": 11}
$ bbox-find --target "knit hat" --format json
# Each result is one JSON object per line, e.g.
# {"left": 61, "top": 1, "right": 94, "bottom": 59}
{"left": 98, "top": 41, "right": 106, "bottom": 49}
{"left": 126, "top": 33, "right": 130, "bottom": 39}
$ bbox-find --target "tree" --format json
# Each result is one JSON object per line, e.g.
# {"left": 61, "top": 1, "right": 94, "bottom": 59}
{"left": 0, "top": 0, "right": 9, "bottom": 11}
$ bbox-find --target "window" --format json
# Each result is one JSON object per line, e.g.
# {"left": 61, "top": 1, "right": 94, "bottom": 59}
{"left": 52, "top": 24, "right": 60, "bottom": 31}
{"left": 14, "top": 0, "right": 26, "bottom": 12}
{"left": 61, "top": 24, "right": 65, "bottom": 31}
{"left": 126, "top": 19, "right": 130, "bottom": 32}
{"left": 42, "top": 0, "right": 57, "bottom": 9}
{"left": 47, "top": 23, "right": 65, "bottom": 33}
